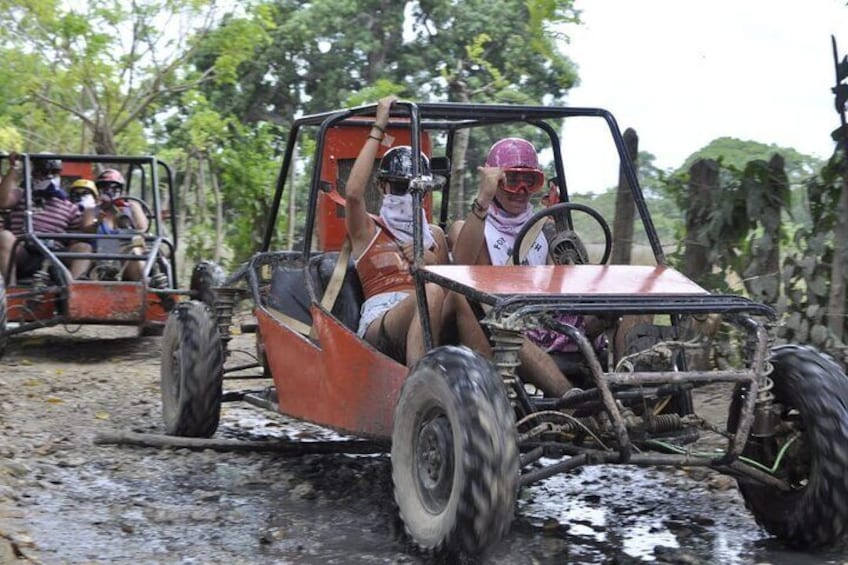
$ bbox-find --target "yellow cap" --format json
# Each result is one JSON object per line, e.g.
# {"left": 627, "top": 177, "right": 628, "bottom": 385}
{"left": 69, "top": 178, "right": 99, "bottom": 199}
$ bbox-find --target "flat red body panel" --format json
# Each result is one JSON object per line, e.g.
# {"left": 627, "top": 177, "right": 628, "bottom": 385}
{"left": 7, "top": 290, "right": 60, "bottom": 321}
{"left": 256, "top": 306, "right": 407, "bottom": 439}
{"left": 425, "top": 264, "right": 708, "bottom": 296}
{"left": 7, "top": 281, "right": 175, "bottom": 324}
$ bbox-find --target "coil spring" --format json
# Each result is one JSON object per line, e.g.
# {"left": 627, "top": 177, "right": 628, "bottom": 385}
{"left": 756, "top": 360, "right": 775, "bottom": 404}
{"left": 645, "top": 413, "right": 682, "bottom": 433}
{"left": 31, "top": 268, "right": 51, "bottom": 288}
{"left": 212, "top": 287, "right": 239, "bottom": 345}
{"left": 490, "top": 328, "right": 524, "bottom": 406}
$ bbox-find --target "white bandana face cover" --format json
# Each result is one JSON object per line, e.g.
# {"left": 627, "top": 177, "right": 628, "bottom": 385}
{"left": 33, "top": 177, "right": 59, "bottom": 192}
{"left": 379, "top": 193, "right": 435, "bottom": 250}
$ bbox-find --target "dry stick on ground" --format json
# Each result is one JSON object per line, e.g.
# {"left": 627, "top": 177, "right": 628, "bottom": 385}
{"left": 94, "top": 430, "right": 389, "bottom": 455}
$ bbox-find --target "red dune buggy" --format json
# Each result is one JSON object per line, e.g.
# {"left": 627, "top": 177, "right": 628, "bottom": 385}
{"left": 160, "top": 102, "right": 848, "bottom": 556}
{"left": 0, "top": 153, "right": 187, "bottom": 357}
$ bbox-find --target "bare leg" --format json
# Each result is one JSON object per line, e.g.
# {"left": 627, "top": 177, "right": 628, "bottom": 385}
{"left": 121, "top": 236, "right": 146, "bottom": 281}
{"left": 0, "top": 230, "right": 15, "bottom": 283}
{"left": 404, "top": 284, "right": 444, "bottom": 365}
{"left": 443, "top": 291, "right": 491, "bottom": 356}
{"left": 518, "top": 339, "right": 572, "bottom": 397}
{"left": 67, "top": 242, "right": 93, "bottom": 279}
{"left": 444, "top": 291, "right": 571, "bottom": 396}
{"left": 612, "top": 314, "right": 654, "bottom": 364}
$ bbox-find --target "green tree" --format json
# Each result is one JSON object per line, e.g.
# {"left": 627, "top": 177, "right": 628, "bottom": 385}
{"left": 186, "top": 0, "right": 581, "bottom": 255}
{"left": 0, "top": 0, "right": 265, "bottom": 154}
{"left": 679, "top": 137, "right": 822, "bottom": 188}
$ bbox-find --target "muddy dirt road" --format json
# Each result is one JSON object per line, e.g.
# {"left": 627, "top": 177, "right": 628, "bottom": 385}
{"left": 1, "top": 325, "right": 847, "bottom": 564}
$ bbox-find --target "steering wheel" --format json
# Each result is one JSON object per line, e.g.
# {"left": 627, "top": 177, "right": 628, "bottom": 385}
{"left": 512, "top": 202, "right": 612, "bottom": 266}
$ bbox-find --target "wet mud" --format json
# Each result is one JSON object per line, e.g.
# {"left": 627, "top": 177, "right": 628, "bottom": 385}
{"left": 1, "top": 326, "right": 846, "bottom": 564}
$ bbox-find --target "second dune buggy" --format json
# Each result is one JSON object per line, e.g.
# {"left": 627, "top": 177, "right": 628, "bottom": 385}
{"left": 0, "top": 153, "right": 191, "bottom": 358}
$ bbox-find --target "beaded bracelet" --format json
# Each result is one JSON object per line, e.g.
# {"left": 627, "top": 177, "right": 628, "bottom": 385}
{"left": 471, "top": 198, "right": 488, "bottom": 220}
{"left": 368, "top": 134, "right": 383, "bottom": 142}
{"left": 372, "top": 123, "right": 386, "bottom": 133}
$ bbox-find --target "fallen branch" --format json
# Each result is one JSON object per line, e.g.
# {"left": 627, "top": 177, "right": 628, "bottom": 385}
{"left": 94, "top": 430, "right": 389, "bottom": 455}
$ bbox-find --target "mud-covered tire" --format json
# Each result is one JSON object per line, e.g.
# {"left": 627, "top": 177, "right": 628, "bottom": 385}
{"left": 391, "top": 346, "right": 519, "bottom": 555}
{"left": 731, "top": 344, "right": 848, "bottom": 547}
{"left": 0, "top": 274, "right": 7, "bottom": 359}
{"left": 190, "top": 261, "right": 226, "bottom": 308}
{"left": 160, "top": 300, "right": 223, "bottom": 437}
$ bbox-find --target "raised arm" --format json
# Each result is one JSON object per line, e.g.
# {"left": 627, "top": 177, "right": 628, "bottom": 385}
{"left": 345, "top": 95, "right": 396, "bottom": 257}
{"left": 0, "top": 153, "right": 22, "bottom": 209}
{"left": 451, "top": 165, "right": 502, "bottom": 265}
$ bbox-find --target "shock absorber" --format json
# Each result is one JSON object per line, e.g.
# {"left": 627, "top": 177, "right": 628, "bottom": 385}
{"left": 752, "top": 360, "right": 781, "bottom": 437}
{"left": 211, "top": 287, "right": 239, "bottom": 352}
{"left": 489, "top": 326, "right": 524, "bottom": 406}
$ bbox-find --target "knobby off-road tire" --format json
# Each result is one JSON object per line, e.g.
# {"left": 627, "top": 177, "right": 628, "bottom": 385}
{"left": 160, "top": 300, "right": 224, "bottom": 438}
{"left": 0, "top": 274, "right": 7, "bottom": 359}
{"left": 190, "top": 261, "right": 226, "bottom": 309}
{"left": 732, "top": 344, "right": 848, "bottom": 548}
{"left": 391, "top": 346, "right": 519, "bottom": 556}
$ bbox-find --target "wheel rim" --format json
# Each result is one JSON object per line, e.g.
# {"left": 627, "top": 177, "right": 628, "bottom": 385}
{"left": 414, "top": 408, "right": 454, "bottom": 513}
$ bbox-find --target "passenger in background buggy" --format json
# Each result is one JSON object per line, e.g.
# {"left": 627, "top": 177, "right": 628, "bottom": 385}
{"left": 0, "top": 154, "right": 93, "bottom": 284}
{"left": 69, "top": 169, "right": 149, "bottom": 281}
{"left": 345, "top": 95, "right": 449, "bottom": 366}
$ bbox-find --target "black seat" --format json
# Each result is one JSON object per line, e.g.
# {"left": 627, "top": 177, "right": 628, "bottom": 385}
{"left": 307, "top": 252, "right": 364, "bottom": 333}
{"left": 267, "top": 265, "right": 312, "bottom": 327}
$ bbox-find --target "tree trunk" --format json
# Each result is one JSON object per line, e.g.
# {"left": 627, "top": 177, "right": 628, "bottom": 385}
{"left": 91, "top": 120, "right": 117, "bottom": 156}
{"left": 611, "top": 128, "right": 639, "bottom": 264}
{"left": 196, "top": 155, "right": 207, "bottom": 224}
{"left": 447, "top": 78, "right": 470, "bottom": 221}
{"left": 175, "top": 158, "right": 193, "bottom": 282}
{"left": 209, "top": 158, "right": 224, "bottom": 263}
{"left": 450, "top": 129, "right": 470, "bottom": 221}
{"left": 288, "top": 141, "right": 298, "bottom": 250}
{"left": 828, "top": 174, "right": 848, "bottom": 341}
{"left": 682, "top": 159, "right": 719, "bottom": 280}
{"left": 743, "top": 154, "right": 785, "bottom": 303}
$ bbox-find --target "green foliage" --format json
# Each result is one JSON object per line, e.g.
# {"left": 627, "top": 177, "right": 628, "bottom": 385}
{"left": 679, "top": 137, "right": 822, "bottom": 187}
{"left": 777, "top": 150, "right": 846, "bottom": 351}
{"left": 0, "top": 0, "right": 255, "bottom": 154}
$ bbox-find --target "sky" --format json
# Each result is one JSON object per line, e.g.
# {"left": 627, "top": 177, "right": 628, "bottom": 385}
{"left": 559, "top": 0, "right": 848, "bottom": 191}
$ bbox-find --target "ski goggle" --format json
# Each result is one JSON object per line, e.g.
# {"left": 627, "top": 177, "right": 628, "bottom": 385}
{"left": 96, "top": 181, "right": 124, "bottom": 197}
{"left": 499, "top": 168, "right": 545, "bottom": 194}
{"left": 69, "top": 188, "right": 96, "bottom": 203}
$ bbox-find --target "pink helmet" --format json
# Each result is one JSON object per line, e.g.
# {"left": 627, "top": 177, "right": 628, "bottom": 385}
{"left": 485, "top": 137, "right": 540, "bottom": 169}
{"left": 96, "top": 168, "right": 125, "bottom": 186}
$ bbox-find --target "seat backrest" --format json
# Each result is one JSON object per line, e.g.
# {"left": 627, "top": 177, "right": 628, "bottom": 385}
{"left": 307, "top": 252, "right": 364, "bottom": 333}
{"left": 268, "top": 266, "right": 312, "bottom": 327}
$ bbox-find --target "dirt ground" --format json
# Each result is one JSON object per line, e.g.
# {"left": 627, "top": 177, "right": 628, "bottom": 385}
{"left": 1, "top": 324, "right": 847, "bottom": 564}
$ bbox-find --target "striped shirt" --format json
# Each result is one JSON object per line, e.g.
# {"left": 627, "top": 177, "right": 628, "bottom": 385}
{"left": 6, "top": 196, "right": 82, "bottom": 235}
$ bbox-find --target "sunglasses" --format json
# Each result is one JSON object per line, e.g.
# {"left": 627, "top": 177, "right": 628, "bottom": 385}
{"left": 500, "top": 169, "right": 544, "bottom": 194}
{"left": 69, "top": 188, "right": 95, "bottom": 202}
{"left": 96, "top": 181, "right": 123, "bottom": 191}
{"left": 383, "top": 179, "right": 410, "bottom": 196}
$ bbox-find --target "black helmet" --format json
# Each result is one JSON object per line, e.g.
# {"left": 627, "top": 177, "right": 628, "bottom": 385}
{"left": 377, "top": 146, "right": 430, "bottom": 184}
{"left": 33, "top": 158, "right": 62, "bottom": 175}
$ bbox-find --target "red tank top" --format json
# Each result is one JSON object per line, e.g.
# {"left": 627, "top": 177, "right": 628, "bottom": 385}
{"left": 355, "top": 227, "right": 414, "bottom": 299}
